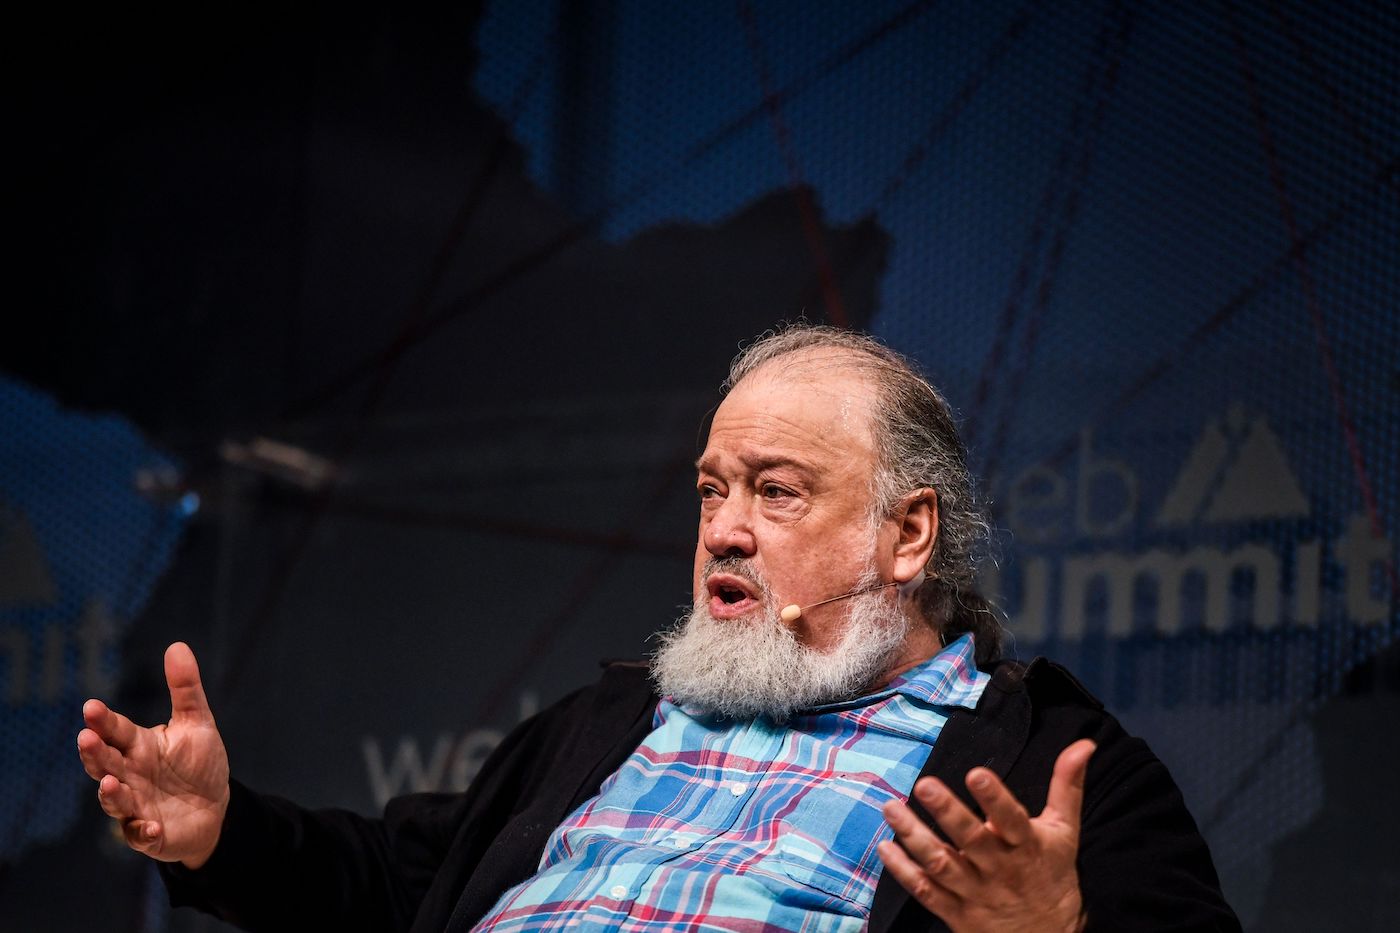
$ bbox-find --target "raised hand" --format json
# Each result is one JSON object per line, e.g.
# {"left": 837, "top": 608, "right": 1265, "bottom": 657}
{"left": 878, "top": 739, "right": 1096, "bottom": 933}
{"left": 76, "top": 642, "right": 231, "bottom": 868}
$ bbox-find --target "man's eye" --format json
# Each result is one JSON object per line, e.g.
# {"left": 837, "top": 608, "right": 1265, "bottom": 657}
{"left": 699, "top": 485, "right": 721, "bottom": 500}
{"left": 761, "top": 484, "right": 791, "bottom": 499}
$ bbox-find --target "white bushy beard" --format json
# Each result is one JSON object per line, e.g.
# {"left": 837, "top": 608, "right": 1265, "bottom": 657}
{"left": 650, "top": 557, "right": 912, "bottom": 722}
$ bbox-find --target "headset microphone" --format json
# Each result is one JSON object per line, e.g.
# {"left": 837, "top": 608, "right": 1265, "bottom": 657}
{"left": 784, "top": 577, "right": 901, "bottom": 622}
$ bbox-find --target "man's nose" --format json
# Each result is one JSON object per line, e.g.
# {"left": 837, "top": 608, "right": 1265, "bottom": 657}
{"left": 704, "top": 498, "right": 757, "bottom": 558}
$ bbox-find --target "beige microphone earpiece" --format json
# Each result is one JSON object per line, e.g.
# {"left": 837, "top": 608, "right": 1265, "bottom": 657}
{"left": 779, "top": 580, "right": 900, "bottom": 623}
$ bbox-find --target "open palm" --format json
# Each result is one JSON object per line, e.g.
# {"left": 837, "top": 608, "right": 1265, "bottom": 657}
{"left": 76, "top": 642, "right": 230, "bottom": 867}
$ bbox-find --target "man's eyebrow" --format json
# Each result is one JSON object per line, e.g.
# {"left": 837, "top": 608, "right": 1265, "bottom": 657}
{"left": 747, "top": 452, "right": 816, "bottom": 475}
{"left": 694, "top": 451, "right": 817, "bottom": 475}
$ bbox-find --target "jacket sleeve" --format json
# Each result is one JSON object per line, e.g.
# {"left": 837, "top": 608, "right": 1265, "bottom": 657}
{"left": 158, "top": 683, "right": 594, "bottom": 933}
{"left": 1016, "top": 663, "right": 1242, "bottom": 932}
{"left": 1074, "top": 734, "right": 1242, "bottom": 932}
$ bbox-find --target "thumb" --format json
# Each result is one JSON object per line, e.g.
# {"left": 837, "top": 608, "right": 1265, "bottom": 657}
{"left": 165, "top": 642, "right": 214, "bottom": 725}
{"left": 1044, "top": 739, "right": 1096, "bottom": 830}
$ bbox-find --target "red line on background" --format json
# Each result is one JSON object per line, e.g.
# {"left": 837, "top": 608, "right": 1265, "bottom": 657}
{"left": 979, "top": 1, "right": 1133, "bottom": 483}
{"left": 737, "top": 0, "right": 849, "bottom": 327}
{"left": 1224, "top": 0, "right": 1395, "bottom": 596}
{"left": 1267, "top": 0, "right": 1400, "bottom": 201}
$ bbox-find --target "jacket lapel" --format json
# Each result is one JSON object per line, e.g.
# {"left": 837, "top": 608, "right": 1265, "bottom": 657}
{"left": 441, "top": 663, "right": 659, "bottom": 932}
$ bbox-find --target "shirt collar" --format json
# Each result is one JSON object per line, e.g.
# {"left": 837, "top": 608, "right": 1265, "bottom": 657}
{"left": 808, "top": 633, "right": 988, "bottom": 713}
{"left": 884, "top": 633, "right": 988, "bottom": 710}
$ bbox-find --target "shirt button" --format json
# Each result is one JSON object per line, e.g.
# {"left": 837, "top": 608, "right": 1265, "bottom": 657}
{"left": 671, "top": 837, "right": 687, "bottom": 848}
{"left": 729, "top": 781, "right": 747, "bottom": 796}
{"left": 609, "top": 884, "right": 628, "bottom": 899}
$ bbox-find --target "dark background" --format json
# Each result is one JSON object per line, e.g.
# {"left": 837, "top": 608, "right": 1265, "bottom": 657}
{"left": 2, "top": 2, "right": 1396, "bottom": 930}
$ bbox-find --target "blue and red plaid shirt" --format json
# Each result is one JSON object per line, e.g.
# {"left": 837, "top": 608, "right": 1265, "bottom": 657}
{"left": 475, "top": 634, "right": 989, "bottom": 932}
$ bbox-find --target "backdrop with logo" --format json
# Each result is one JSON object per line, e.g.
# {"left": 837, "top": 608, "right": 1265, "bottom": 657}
{"left": 3, "top": 3, "right": 1395, "bottom": 930}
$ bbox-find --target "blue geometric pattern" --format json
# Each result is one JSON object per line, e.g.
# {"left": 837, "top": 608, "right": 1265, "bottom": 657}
{"left": 0, "top": 376, "right": 191, "bottom": 860}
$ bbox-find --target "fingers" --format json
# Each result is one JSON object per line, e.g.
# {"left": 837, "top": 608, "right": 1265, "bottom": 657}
{"left": 76, "top": 727, "right": 127, "bottom": 781}
{"left": 122, "top": 818, "right": 164, "bottom": 855}
{"left": 96, "top": 773, "right": 137, "bottom": 819}
{"left": 883, "top": 800, "right": 980, "bottom": 895}
{"left": 910, "top": 776, "right": 987, "bottom": 850}
{"left": 165, "top": 642, "right": 214, "bottom": 725}
{"left": 883, "top": 798, "right": 956, "bottom": 868}
{"left": 82, "top": 698, "right": 141, "bottom": 752}
{"left": 883, "top": 748, "right": 1093, "bottom": 927}
{"left": 1044, "top": 739, "right": 1096, "bottom": 829}
{"left": 877, "top": 838, "right": 961, "bottom": 918}
{"left": 96, "top": 776, "right": 164, "bottom": 856}
{"left": 965, "top": 768, "right": 1032, "bottom": 847}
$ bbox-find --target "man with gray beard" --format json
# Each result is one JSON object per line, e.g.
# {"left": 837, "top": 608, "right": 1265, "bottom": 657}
{"left": 78, "top": 325, "right": 1238, "bottom": 932}
{"left": 654, "top": 557, "right": 911, "bottom": 722}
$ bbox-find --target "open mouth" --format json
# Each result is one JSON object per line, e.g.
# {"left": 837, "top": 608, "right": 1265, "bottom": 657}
{"left": 705, "top": 573, "right": 760, "bottom": 618}
{"left": 717, "top": 583, "right": 747, "bottom": 604}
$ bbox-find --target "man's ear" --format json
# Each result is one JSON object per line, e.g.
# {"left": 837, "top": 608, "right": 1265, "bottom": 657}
{"left": 892, "top": 488, "right": 938, "bottom": 585}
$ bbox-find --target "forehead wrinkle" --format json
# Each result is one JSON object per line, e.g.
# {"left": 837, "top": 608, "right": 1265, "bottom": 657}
{"left": 700, "top": 352, "right": 882, "bottom": 489}
{"left": 711, "top": 407, "right": 848, "bottom": 453}
{"left": 739, "top": 356, "right": 881, "bottom": 446}
{"left": 695, "top": 445, "right": 818, "bottom": 478}
{"left": 700, "top": 418, "right": 852, "bottom": 486}
{"left": 737, "top": 446, "right": 819, "bottom": 479}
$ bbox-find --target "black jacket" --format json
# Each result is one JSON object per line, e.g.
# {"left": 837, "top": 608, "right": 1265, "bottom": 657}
{"left": 163, "top": 658, "right": 1240, "bottom": 932}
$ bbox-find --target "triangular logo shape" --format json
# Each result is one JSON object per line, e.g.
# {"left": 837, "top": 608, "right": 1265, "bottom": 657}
{"left": 1155, "top": 405, "right": 1309, "bottom": 527}
{"left": 0, "top": 502, "right": 58, "bottom": 605}
{"left": 1155, "top": 418, "right": 1229, "bottom": 527}
{"left": 1202, "top": 417, "right": 1309, "bottom": 522}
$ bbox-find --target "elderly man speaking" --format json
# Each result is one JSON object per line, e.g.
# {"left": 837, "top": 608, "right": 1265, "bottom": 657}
{"left": 77, "top": 326, "right": 1238, "bottom": 931}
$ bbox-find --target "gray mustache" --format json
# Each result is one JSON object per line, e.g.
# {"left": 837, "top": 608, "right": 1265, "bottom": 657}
{"left": 701, "top": 556, "right": 767, "bottom": 593}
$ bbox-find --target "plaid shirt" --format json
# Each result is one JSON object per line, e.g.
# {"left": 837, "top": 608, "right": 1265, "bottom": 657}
{"left": 475, "top": 634, "right": 988, "bottom": 932}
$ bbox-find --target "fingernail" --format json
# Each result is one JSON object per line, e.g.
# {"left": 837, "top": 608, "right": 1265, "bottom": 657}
{"left": 969, "top": 772, "right": 988, "bottom": 789}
